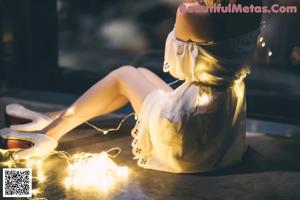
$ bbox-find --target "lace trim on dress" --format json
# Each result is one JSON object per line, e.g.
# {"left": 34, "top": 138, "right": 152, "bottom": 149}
{"left": 131, "top": 117, "right": 149, "bottom": 166}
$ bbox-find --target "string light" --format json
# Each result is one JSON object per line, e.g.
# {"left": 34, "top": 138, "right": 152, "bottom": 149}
{"left": 261, "top": 20, "right": 267, "bottom": 29}
{"left": 268, "top": 50, "right": 272, "bottom": 57}
{"left": 31, "top": 189, "right": 40, "bottom": 196}
{"left": 83, "top": 78, "right": 178, "bottom": 136}
{"left": 167, "top": 79, "right": 180, "bottom": 86}
{"left": 259, "top": 36, "right": 264, "bottom": 43}
{"left": 0, "top": 147, "right": 129, "bottom": 196}
{"left": 0, "top": 108, "right": 134, "bottom": 195}
{"left": 0, "top": 96, "right": 150, "bottom": 197}
{"left": 63, "top": 148, "right": 129, "bottom": 192}
{"left": 84, "top": 112, "right": 136, "bottom": 135}
{"left": 258, "top": 33, "right": 273, "bottom": 60}
{"left": 37, "top": 171, "right": 46, "bottom": 183}
{"left": 0, "top": 75, "right": 192, "bottom": 198}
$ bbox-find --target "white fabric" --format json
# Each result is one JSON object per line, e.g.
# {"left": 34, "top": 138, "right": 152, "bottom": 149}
{"left": 131, "top": 29, "right": 259, "bottom": 173}
{"left": 0, "top": 128, "right": 58, "bottom": 160}
{"left": 6, "top": 104, "right": 54, "bottom": 132}
{"left": 163, "top": 29, "right": 257, "bottom": 86}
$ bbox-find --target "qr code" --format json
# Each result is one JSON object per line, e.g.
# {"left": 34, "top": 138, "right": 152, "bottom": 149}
{"left": 2, "top": 168, "right": 32, "bottom": 197}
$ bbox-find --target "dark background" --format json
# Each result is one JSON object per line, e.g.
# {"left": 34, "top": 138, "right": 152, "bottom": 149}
{"left": 0, "top": 0, "right": 299, "bottom": 124}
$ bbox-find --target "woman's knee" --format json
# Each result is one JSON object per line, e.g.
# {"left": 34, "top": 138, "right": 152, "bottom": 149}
{"left": 116, "top": 65, "right": 137, "bottom": 73}
{"left": 137, "top": 67, "right": 149, "bottom": 73}
{"left": 110, "top": 65, "right": 141, "bottom": 92}
{"left": 111, "top": 65, "right": 138, "bottom": 79}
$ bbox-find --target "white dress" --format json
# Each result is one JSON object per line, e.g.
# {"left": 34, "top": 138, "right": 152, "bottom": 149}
{"left": 131, "top": 29, "right": 259, "bottom": 173}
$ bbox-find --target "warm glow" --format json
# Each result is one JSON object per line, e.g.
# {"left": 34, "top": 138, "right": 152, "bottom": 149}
{"left": 1, "top": 146, "right": 129, "bottom": 194}
{"left": 2, "top": 160, "right": 13, "bottom": 168}
{"left": 32, "top": 189, "right": 39, "bottom": 196}
{"left": 268, "top": 50, "right": 273, "bottom": 57}
{"left": 0, "top": 149, "right": 9, "bottom": 155}
{"left": 37, "top": 172, "right": 46, "bottom": 183}
{"left": 261, "top": 42, "right": 266, "bottom": 47}
{"left": 64, "top": 152, "right": 129, "bottom": 192}
{"left": 259, "top": 36, "right": 264, "bottom": 43}
{"left": 196, "top": 93, "right": 211, "bottom": 106}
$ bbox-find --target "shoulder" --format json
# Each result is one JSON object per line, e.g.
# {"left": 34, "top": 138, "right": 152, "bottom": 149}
{"left": 175, "top": 0, "right": 213, "bottom": 42}
{"left": 175, "top": 0, "right": 262, "bottom": 42}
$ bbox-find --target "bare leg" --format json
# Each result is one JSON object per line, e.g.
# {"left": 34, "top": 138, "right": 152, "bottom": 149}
{"left": 137, "top": 67, "right": 173, "bottom": 93}
{"left": 42, "top": 66, "right": 172, "bottom": 140}
{"left": 46, "top": 110, "right": 66, "bottom": 120}
{"left": 45, "top": 67, "right": 172, "bottom": 118}
{"left": 101, "top": 67, "right": 173, "bottom": 113}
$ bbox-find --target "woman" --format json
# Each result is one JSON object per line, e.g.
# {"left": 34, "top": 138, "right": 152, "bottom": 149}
{"left": 1, "top": 0, "right": 262, "bottom": 173}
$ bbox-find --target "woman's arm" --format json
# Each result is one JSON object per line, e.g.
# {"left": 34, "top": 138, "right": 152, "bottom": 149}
{"left": 175, "top": 0, "right": 262, "bottom": 42}
{"left": 175, "top": 0, "right": 215, "bottom": 42}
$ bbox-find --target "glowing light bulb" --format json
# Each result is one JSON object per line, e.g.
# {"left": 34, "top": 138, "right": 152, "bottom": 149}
{"left": 117, "top": 167, "right": 129, "bottom": 179}
{"left": 268, "top": 50, "right": 272, "bottom": 57}
{"left": 259, "top": 36, "right": 264, "bottom": 43}
{"left": 261, "top": 42, "right": 266, "bottom": 47}
{"left": 32, "top": 189, "right": 39, "bottom": 196}
{"left": 64, "top": 151, "right": 129, "bottom": 192}
{"left": 103, "top": 130, "right": 108, "bottom": 135}
{"left": 25, "top": 159, "right": 36, "bottom": 167}
{"left": 64, "top": 178, "right": 72, "bottom": 189}
{"left": 37, "top": 172, "right": 46, "bottom": 183}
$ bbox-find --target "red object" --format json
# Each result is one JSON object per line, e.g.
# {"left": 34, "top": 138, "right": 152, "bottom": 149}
{"left": 7, "top": 139, "right": 33, "bottom": 149}
{"left": 3, "top": 113, "right": 33, "bottom": 149}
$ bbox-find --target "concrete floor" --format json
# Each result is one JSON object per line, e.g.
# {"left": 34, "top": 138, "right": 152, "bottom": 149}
{"left": 0, "top": 97, "right": 300, "bottom": 200}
